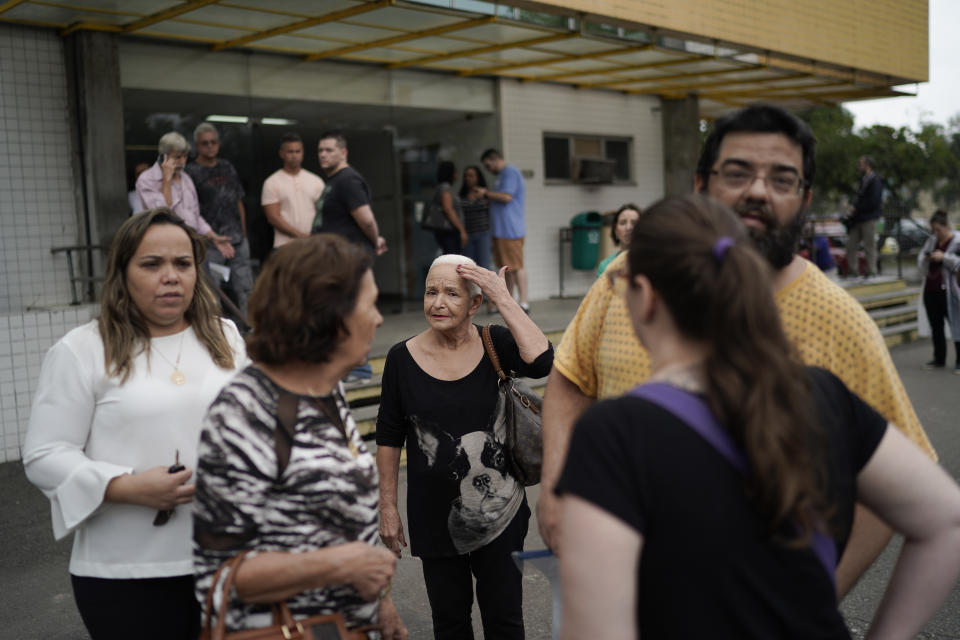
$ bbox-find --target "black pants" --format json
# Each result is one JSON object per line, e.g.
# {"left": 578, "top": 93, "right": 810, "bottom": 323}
{"left": 71, "top": 574, "right": 201, "bottom": 640}
{"left": 421, "top": 501, "right": 530, "bottom": 640}
{"left": 923, "top": 288, "right": 960, "bottom": 365}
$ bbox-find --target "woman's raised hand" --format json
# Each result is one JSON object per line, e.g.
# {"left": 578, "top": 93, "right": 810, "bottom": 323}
{"left": 457, "top": 264, "right": 510, "bottom": 306}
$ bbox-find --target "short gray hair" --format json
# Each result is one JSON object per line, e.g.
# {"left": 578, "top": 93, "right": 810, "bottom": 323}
{"left": 193, "top": 122, "right": 219, "bottom": 142}
{"left": 158, "top": 132, "right": 189, "bottom": 156}
{"left": 428, "top": 254, "right": 481, "bottom": 297}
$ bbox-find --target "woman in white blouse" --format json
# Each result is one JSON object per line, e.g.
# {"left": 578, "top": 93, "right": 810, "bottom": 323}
{"left": 24, "top": 208, "right": 247, "bottom": 640}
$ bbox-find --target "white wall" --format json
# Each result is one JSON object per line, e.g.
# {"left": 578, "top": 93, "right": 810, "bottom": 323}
{"left": 498, "top": 80, "right": 664, "bottom": 300}
{"left": 0, "top": 25, "right": 83, "bottom": 313}
{"left": 0, "top": 25, "right": 94, "bottom": 463}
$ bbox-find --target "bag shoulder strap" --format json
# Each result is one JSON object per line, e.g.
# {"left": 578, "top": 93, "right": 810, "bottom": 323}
{"left": 275, "top": 389, "right": 299, "bottom": 479}
{"left": 627, "top": 382, "right": 838, "bottom": 587}
{"left": 629, "top": 383, "right": 747, "bottom": 472}
{"left": 481, "top": 325, "right": 508, "bottom": 381}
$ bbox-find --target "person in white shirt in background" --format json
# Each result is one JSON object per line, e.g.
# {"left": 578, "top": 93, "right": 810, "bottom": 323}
{"left": 261, "top": 132, "right": 325, "bottom": 249}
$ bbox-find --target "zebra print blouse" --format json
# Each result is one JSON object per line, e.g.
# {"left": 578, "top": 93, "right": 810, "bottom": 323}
{"left": 193, "top": 366, "right": 380, "bottom": 632}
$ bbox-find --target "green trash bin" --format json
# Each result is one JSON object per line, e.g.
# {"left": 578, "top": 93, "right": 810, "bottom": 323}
{"left": 570, "top": 211, "right": 603, "bottom": 270}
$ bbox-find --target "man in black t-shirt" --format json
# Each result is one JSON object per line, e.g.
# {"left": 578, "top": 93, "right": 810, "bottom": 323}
{"left": 313, "top": 131, "right": 386, "bottom": 382}
{"left": 312, "top": 131, "right": 387, "bottom": 256}
{"left": 185, "top": 122, "right": 254, "bottom": 317}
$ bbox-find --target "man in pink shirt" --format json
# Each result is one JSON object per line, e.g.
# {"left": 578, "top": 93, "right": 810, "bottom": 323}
{"left": 261, "top": 133, "right": 325, "bottom": 248}
{"left": 136, "top": 131, "right": 234, "bottom": 258}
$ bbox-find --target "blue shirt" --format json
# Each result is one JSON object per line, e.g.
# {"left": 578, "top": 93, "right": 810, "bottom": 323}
{"left": 490, "top": 164, "right": 525, "bottom": 239}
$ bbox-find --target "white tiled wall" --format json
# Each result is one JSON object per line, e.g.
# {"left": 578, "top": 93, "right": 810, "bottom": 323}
{"left": 0, "top": 306, "right": 98, "bottom": 463}
{"left": 0, "top": 24, "right": 82, "bottom": 313}
{"left": 1, "top": 24, "right": 87, "bottom": 462}
{"left": 498, "top": 81, "right": 664, "bottom": 300}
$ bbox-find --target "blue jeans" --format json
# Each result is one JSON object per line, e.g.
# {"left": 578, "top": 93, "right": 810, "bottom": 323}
{"left": 464, "top": 231, "right": 492, "bottom": 269}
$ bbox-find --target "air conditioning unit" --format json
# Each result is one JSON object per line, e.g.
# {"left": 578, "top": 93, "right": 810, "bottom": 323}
{"left": 574, "top": 157, "right": 616, "bottom": 184}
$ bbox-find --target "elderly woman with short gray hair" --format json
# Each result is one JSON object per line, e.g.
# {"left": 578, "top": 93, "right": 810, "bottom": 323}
{"left": 376, "top": 255, "right": 553, "bottom": 639}
{"left": 136, "top": 130, "right": 234, "bottom": 259}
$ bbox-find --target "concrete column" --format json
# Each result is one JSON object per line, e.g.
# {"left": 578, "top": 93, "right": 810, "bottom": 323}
{"left": 64, "top": 31, "right": 128, "bottom": 252}
{"left": 660, "top": 95, "right": 700, "bottom": 196}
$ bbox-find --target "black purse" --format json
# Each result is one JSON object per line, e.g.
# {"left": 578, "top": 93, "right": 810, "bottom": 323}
{"left": 481, "top": 325, "right": 543, "bottom": 486}
{"left": 420, "top": 193, "right": 453, "bottom": 232}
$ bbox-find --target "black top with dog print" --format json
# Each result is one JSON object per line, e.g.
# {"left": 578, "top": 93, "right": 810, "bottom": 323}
{"left": 376, "top": 324, "right": 553, "bottom": 557}
{"left": 193, "top": 366, "right": 380, "bottom": 631}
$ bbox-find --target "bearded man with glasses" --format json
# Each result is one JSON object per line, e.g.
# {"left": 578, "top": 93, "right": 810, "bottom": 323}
{"left": 537, "top": 103, "right": 936, "bottom": 601}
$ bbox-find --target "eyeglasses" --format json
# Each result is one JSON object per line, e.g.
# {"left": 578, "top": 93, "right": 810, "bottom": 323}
{"left": 197, "top": 139, "right": 219, "bottom": 146}
{"left": 710, "top": 167, "right": 804, "bottom": 196}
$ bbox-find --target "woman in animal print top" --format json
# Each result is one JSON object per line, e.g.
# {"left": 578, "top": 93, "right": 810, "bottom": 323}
{"left": 193, "top": 235, "right": 407, "bottom": 639}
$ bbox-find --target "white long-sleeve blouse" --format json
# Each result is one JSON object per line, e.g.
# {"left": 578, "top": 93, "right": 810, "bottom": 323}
{"left": 23, "top": 319, "right": 248, "bottom": 579}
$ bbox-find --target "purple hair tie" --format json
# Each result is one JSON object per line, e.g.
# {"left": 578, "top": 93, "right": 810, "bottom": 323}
{"left": 712, "top": 236, "right": 734, "bottom": 262}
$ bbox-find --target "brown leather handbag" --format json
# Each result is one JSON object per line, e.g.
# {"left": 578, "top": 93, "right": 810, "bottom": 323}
{"left": 199, "top": 551, "right": 375, "bottom": 640}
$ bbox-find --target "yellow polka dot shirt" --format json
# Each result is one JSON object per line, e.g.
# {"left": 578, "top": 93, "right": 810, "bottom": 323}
{"left": 554, "top": 252, "right": 936, "bottom": 460}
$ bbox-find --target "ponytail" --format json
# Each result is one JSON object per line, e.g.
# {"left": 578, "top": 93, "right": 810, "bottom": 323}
{"left": 627, "top": 195, "right": 828, "bottom": 542}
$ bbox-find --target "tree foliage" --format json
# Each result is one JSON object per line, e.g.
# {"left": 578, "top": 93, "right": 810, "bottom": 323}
{"left": 797, "top": 106, "right": 960, "bottom": 216}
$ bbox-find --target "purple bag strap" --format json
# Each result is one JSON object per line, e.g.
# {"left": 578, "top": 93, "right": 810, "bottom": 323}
{"left": 628, "top": 382, "right": 837, "bottom": 588}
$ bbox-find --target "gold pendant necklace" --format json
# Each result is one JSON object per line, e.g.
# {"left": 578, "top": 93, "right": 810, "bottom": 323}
{"left": 152, "top": 330, "right": 187, "bottom": 385}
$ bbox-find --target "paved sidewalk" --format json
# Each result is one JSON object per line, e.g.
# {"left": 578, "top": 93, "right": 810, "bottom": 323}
{"left": 2, "top": 338, "right": 959, "bottom": 639}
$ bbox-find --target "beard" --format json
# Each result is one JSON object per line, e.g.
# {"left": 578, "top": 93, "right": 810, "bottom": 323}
{"left": 733, "top": 199, "right": 808, "bottom": 270}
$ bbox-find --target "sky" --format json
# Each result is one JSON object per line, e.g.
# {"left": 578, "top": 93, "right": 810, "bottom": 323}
{"left": 843, "top": 0, "right": 959, "bottom": 131}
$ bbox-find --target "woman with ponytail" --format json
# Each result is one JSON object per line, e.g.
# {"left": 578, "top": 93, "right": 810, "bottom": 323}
{"left": 554, "top": 194, "right": 960, "bottom": 639}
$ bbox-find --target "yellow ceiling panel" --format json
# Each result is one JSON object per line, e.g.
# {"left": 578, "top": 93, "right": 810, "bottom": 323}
{"left": 449, "top": 22, "right": 550, "bottom": 43}
{"left": 541, "top": 72, "right": 622, "bottom": 84}
{"left": 538, "top": 57, "right": 624, "bottom": 72}
{"left": 0, "top": 0, "right": 922, "bottom": 119}
{"left": 50, "top": 0, "right": 176, "bottom": 14}
{"left": 599, "top": 49, "right": 695, "bottom": 67}
{"left": 223, "top": 0, "right": 357, "bottom": 18}
{"left": 341, "top": 45, "right": 426, "bottom": 62}
{"left": 422, "top": 56, "right": 509, "bottom": 71}
{"left": 529, "top": 36, "right": 623, "bottom": 56}
{"left": 4, "top": 2, "right": 129, "bottom": 24}
{"left": 389, "top": 34, "right": 473, "bottom": 52}
{"left": 139, "top": 20, "right": 250, "bottom": 41}
{"left": 176, "top": 4, "right": 295, "bottom": 30}
{"left": 347, "top": 5, "right": 465, "bottom": 31}
{"left": 249, "top": 33, "right": 336, "bottom": 51}
{"left": 297, "top": 20, "right": 397, "bottom": 41}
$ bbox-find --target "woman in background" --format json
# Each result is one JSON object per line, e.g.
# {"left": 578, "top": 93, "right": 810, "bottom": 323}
{"left": 432, "top": 161, "right": 468, "bottom": 255}
{"left": 917, "top": 209, "right": 960, "bottom": 371}
{"left": 24, "top": 208, "right": 247, "bottom": 640}
{"left": 460, "top": 165, "right": 492, "bottom": 270}
{"left": 596, "top": 203, "right": 641, "bottom": 277}
{"left": 556, "top": 195, "right": 960, "bottom": 640}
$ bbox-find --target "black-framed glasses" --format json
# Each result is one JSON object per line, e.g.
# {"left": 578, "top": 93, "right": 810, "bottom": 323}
{"left": 710, "top": 167, "right": 804, "bottom": 196}
{"left": 197, "top": 139, "right": 219, "bottom": 146}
